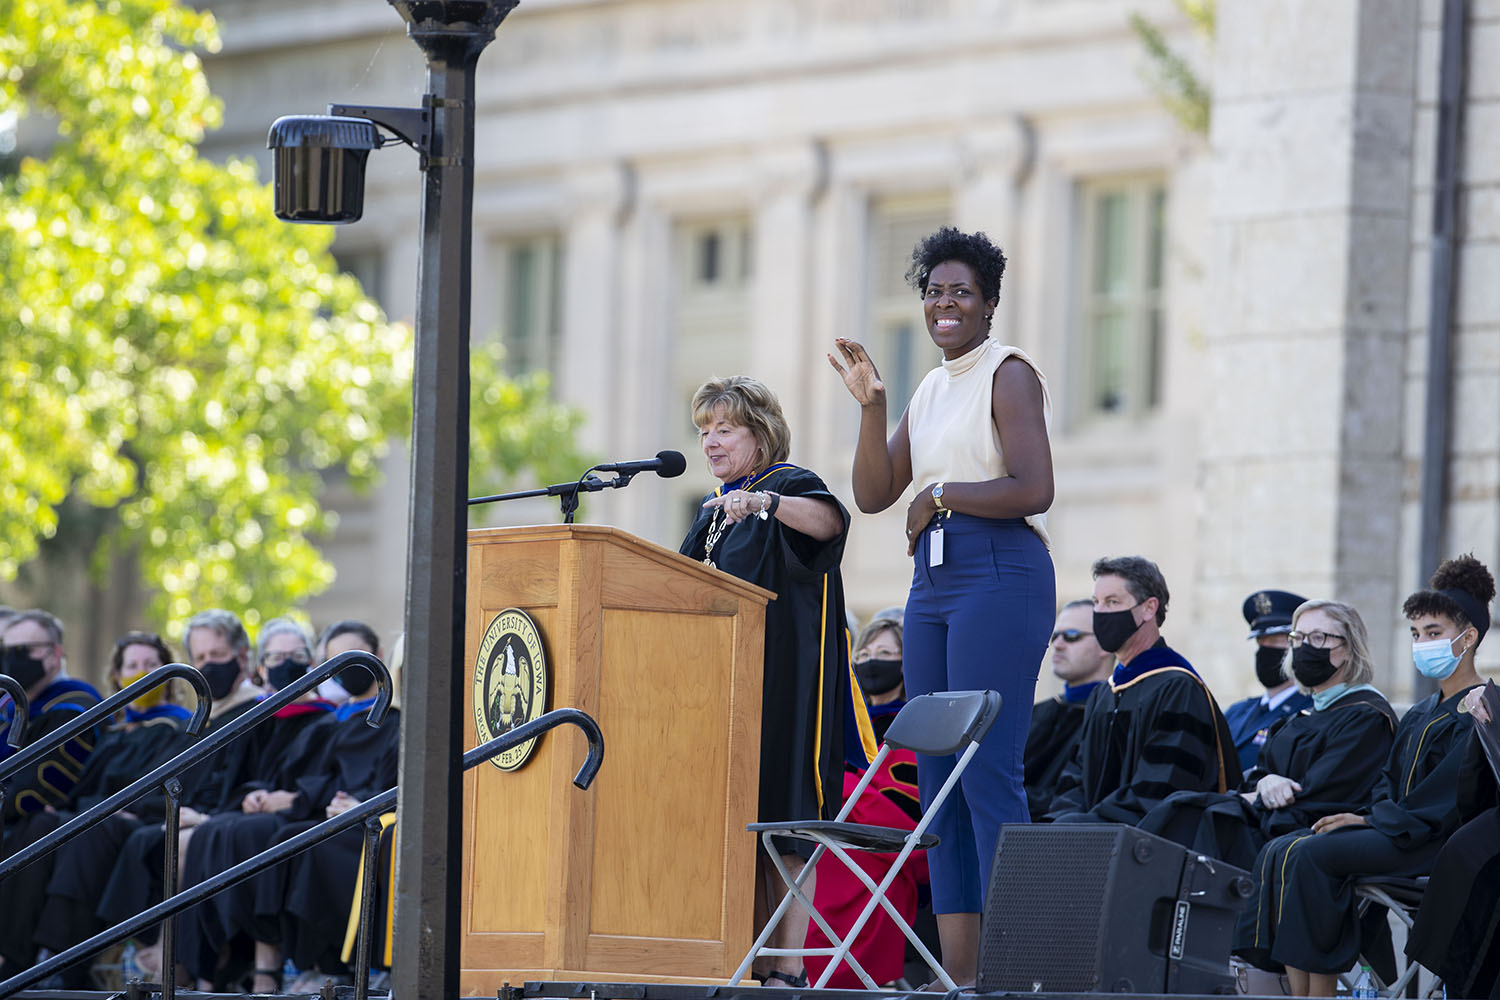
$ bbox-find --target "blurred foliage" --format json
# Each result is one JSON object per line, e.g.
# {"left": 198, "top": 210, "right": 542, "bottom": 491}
{"left": 0, "top": 0, "right": 587, "bottom": 634}
{"left": 1130, "top": 0, "right": 1215, "bottom": 136}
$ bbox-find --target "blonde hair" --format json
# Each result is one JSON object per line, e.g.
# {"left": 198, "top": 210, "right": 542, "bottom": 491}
{"left": 1289, "top": 600, "right": 1375, "bottom": 689}
{"left": 691, "top": 376, "right": 791, "bottom": 470}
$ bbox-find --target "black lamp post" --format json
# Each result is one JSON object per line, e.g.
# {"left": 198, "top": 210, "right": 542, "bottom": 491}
{"left": 269, "top": 2, "right": 517, "bottom": 996}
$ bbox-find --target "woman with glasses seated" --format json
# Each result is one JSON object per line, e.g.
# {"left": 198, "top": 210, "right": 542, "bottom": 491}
{"left": 0, "top": 631, "right": 192, "bottom": 985}
{"left": 174, "top": 616, "right": 342, "bottom": 993}
{"left": 1137, "top": 601, "right": 1397, "bottom": 871}
{"left": 1233, "top": 555, "right": 1494, "bottom": 998}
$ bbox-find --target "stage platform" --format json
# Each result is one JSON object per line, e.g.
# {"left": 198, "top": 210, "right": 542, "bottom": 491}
{"left": 7, "top": 979, "right": 1279, "bottom": 1000}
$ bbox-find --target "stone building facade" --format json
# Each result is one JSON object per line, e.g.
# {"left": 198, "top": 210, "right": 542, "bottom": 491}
{"left": 184, "top": 0, "right": 1495, "bottom": 702}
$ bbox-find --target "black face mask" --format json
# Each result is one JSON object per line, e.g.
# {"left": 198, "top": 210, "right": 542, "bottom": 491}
{"left": 200, "top": 658, "right": 242, "bottom": 701}
{"left": 1092, "top": 607, "right": 1143, "bottom": 654}
{"left": 1255, "top": 645, "right": 1288, "bottom": 689}
{"left": 1, "top": 647, "right": 47, "bottom": 691}
{"left": 855, "top": 658, "right": 904, "bottom": 697}
{"left": 335, "top": 664, "right": 376, "bottom": 699}
{"left": 1290, "top": 645, "right": 1339, "bottom": 688}
{"left": 266, "top": 659, "right": 309, "bottom": 693}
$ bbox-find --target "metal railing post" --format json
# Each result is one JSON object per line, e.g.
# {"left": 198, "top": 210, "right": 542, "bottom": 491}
{"left": 354, "top": 814, "right": 384, "bottom": 1000}
{"left": 160, "top": 776, "right": 183, "bottom": 1000}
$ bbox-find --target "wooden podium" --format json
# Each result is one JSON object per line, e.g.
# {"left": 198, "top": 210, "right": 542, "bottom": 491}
{"left": 459, "top": 524, "right": 772, "bottom": 994}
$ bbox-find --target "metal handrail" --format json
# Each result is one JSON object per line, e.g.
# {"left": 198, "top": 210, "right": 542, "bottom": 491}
{"left": 0, "top": 649, "right": 391, "bottom": 883}
{"left": 0, "top": 706, "right": 605, "bottom": 1000}
{"left": 0, "top": 662, "right": 213, "bottom": 787}
{"left": 0, "top": 675, "right": 30, "bottom": 748}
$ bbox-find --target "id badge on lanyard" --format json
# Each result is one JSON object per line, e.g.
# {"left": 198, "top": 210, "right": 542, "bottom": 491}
{"left": 929, "top": 513, "right": 948, "bottom": 567}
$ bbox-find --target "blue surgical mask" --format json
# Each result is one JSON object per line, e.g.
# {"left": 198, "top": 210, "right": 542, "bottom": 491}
{"left": 1412, "top": 636, "right": 1464, "bottom": 680}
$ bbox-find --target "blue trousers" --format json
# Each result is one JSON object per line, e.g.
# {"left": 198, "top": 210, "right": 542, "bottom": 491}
{"left": 904, "top": 514, "right": 1054, "bottom": 913}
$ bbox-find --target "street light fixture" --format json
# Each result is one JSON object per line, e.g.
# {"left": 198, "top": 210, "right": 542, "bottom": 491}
{"left": 268, "top": 3, "right": 518, "bottom": 997}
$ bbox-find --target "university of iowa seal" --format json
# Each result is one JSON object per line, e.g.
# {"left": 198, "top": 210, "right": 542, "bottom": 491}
{"left": 472, "top": 608, "right": 548, "bottom": 771}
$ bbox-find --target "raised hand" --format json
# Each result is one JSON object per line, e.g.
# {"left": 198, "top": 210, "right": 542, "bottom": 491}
{"left": 828, "top": 338, "right": 886, "bottom": 408}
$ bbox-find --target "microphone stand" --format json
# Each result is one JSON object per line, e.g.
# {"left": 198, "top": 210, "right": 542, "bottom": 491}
{"left": 467, "top": 471, "right": 639, "bottom": 524}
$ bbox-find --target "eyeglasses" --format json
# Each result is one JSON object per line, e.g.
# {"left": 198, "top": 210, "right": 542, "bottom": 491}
{"left": 1288, "top": 629, "right": 1346, "bottom": 650}
{"left": 260, "top": 651, "right": 313, "bottom": 668}
{"left": 1050, "top": 629, "right": 1093, "bottom": 644}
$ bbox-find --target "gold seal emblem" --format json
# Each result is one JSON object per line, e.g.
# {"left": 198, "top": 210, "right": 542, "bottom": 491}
{"left": 472, "top": 608, "right": 548, "bottom": 771}
{"left": 1253, "top": 592, "right": 1273, "bottom": 616}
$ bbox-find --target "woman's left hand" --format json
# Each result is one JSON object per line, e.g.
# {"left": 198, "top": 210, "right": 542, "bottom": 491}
{"left": 703, "top": 489, "right": 772, "bottom": 524}
{"left": 904, "top": 487, "right": 939, "bottom": 556}
{"left": 1312, "top": 812, "right": 1367, "bottom": 834}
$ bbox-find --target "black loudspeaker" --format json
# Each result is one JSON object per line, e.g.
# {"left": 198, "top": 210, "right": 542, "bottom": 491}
{"left": 977, "top": 824, "right": 1254, "bottom": 995}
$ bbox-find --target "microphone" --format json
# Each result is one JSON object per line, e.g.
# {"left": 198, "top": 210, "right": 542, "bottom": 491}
{"left": 592, "top": 450, "right": 687, "bottom": 479}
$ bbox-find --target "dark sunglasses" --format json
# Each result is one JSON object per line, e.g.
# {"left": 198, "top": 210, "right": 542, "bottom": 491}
{"left": 1049, "top": 629, "right": 1093, "bottom": 644}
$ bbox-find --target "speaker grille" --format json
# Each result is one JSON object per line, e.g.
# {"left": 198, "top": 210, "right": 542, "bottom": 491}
{"left": 979, "top": 825, "right": 1121, "bottom": 991}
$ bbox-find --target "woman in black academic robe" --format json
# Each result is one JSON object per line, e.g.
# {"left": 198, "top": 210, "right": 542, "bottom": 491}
{"left": 176, "top": 674, "right": 395, "bottom": 988}
{"left": 678, "top": 376, "right": 868, "bottom": 988}
{"left": 1234, "top": 555, "right": 1494, "bottom": 998}
{"left": 1406, "top": 689, "right": 1500, "bottom": 998}
{"left": 0, "top": 632, "right": 189, "bottom": 978}
{"left": 1139, "top": 600, "right": 1397, "bottom": 870}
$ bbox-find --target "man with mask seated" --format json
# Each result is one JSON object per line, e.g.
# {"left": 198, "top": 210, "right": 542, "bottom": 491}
{"left": 0, "top": 610, "right": 104, "bottom": 823}
{"left": 1024, "top": 599, "right": 1115, "bottom": 820}
{"left": 1222, "top": 590, "right": 1313, "bottom": 776}
{"left": 1046, "top": 556, "right": 1236, "bottom": 825}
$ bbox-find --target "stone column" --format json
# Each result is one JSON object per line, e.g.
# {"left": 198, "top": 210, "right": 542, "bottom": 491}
{"left": 560, "top": 161, "right": 633, "bottom": 455}
{"left": 749, "top": 141, "right": 826, "bottom": 438}
{"left": 1196, "top": 0, "right": 1418, "bottom": 694}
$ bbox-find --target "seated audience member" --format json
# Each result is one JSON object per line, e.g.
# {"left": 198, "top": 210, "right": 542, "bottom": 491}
{"left": 179, "top": 618, "right": 394, "bottom": 994}
{"left": 1234, "top": 554, "right": 1494, "bottom": 998}
{"left": 0, "top": 610, "right": 104, "bottom": 823}
{"left": 0, "top": 631, "right": 188, "bottom": 982}
{"left": 1045, "top": 556, "right": 1234, "bottom": 825}
{"left": 1138, "top": 600, "right": 1396, "bottom": 869}
{"left": 252, "top": 619, "right": 388, "bottom": 994}
{"left": 852, "top": 616, "right": 905, "bottom": 741}
{"left": 94, "top": 610, "right": 289, "bottom": 984}
{"left": 1024, "top": 599, "right": 1114, "bottom": 820}
{"left": 1223, "top": 590, "right": 1314, "bottom": 775}
{"left": 1406, "top": 682, "right": 1500, "bottom": 998}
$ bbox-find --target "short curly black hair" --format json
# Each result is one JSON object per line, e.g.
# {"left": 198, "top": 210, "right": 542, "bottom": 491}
{"left": 905, "top": 226, "right": 1008, "bottom": 303}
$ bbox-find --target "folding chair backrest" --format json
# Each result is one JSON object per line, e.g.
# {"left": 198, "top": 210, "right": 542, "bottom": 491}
{"left": 882, "top": 690, "right": 1002, "bottom": 756}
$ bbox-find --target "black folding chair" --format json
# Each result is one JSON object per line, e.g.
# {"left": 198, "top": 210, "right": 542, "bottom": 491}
{"left": 729, "top": 689, "right": 1003, "bottom": 990}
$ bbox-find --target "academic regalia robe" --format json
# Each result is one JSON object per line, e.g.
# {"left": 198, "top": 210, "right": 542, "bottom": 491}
{"left": 1406, "top": 731, "right": 1500, "bottom": 997}
{"left": 179, "top": 701, "right": 399, "bottom": 982}
{"left": 1235, "top": 685, "right": 1480, "bottom": 975}
{"left": 1224, "top": 689, "right": 1315, "bottom": 776}
{"left": 1045, "top": 644, "right": 1235, "bottom": 825}
{"left": 1138, "top": 688, "right": 1396, "bottom": 870}
{"left": 0, "top": 704, "right": 186, "bottom": 968}
{"left": 1023, "top": 690, "right": 1089, "bottom": 821}
{"left": 93, "top": 700, "right": 315, "bottom": 941}
{"left": 679, "top": 464, "right": 870, "bottom": 832}
{"left": 1, "top": 678, "right": 104, "bottom": 821}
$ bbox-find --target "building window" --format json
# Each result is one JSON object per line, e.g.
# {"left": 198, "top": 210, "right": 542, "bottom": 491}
{"left": 490, "top": 235, "right": 562, "bottom": 378}
{"left": 1075, "top": 178, "right": 1165, "bottom": 420}
{"left": 679, "top": 219, "right": 753, "bottom": 294}
{"left": 867, "top": 195, "right": 950, "bottom": 428}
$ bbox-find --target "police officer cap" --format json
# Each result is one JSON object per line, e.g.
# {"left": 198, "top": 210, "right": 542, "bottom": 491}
{"left": 1242, "top": 590, "right": 1306, "bottom": 638}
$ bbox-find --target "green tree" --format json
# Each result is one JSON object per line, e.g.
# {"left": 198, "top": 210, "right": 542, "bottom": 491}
{"left": 0, "top": 0, "right": 586, "bottom": 633}
{"left": 1131, "top": 0, "right": 1215, "bottom": 136}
